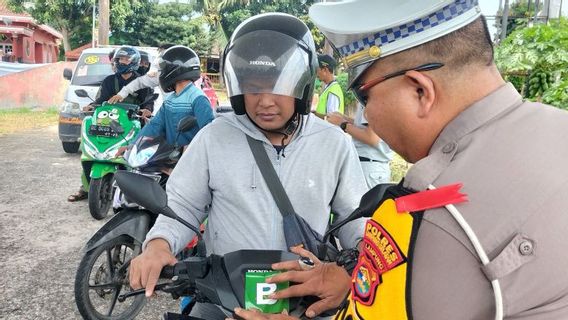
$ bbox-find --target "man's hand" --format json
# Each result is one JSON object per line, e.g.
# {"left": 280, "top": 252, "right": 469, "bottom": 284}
{"left": 129, "top": 238, "right": 177, "bottom": 297}
{"left": 267, "top": 246, "right": 351, "bottom": 318}
{"left": 140, "top": 109, "right": 152, "bottom": 119}
{"left": 108, "top": 94, "right": 125, "bottom": 104}
{"left": 228, "top": 308, "right": 296, "bottom": 320}
{"left": 115, "top": 146, "right": 128, "bottom": 157}
{"left": 82, "top": 104, "right": 94, "bottom": 112}
{"left": 326, "top": 112, "right": 350, "bottom": 126}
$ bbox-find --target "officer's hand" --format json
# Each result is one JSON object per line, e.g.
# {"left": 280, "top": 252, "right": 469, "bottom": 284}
{"left": 82, "top": 104, "right": 94, "bottom": 112}
{"left": 268, "top": 246, "right": 350, "bottom": 318}
{"left": 228, "top": 308, "right": 296, "bottom": 320}
{"left": 129, "top": 238, "right": 177, "bottom": 297}
{"left": 108, "top": 94, "right": 125, "bottom": 104}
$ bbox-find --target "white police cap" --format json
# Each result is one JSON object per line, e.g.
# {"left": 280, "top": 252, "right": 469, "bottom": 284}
{"left": 309, "top": 0, "right": 481, "bottom": 86}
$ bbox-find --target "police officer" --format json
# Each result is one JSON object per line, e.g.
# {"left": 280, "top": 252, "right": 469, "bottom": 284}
{"left": 233, "top": 0, "right": 568, "bottom": 319}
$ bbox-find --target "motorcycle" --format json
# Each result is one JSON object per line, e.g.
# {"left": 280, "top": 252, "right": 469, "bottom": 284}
{"left": 75, "top": 89, "right": 152, "bottom": 220}
{"left": 112, "top": 115, "right": 197, "bottom": 213}
{"left": 95, "top": 171, "right": 388, "bottom": 319}
{"left": 74, "top": 116, "right": 199, "bottom": 320}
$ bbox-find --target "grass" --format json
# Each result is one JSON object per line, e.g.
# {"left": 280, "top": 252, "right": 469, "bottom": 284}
{"left": 0, "top": 107, "right": 59, "bottom": 136}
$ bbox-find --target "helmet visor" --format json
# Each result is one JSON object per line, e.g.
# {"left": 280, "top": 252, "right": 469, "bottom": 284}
{"left": 224, "top": 30, "right": 311, "bottom": 99}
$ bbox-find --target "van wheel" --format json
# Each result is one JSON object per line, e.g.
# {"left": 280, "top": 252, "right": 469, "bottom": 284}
{"left": 62, "top": 141, "right": 80, "bottom": 153}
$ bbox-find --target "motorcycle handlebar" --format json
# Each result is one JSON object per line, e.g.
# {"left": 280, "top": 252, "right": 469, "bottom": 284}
{"left": 160, "top": 257, "right": 210, "bottom": 281}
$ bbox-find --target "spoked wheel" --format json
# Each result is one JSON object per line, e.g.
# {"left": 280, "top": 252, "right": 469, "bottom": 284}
{"left": 89, "top": 174, "right": 115, "bottom": 220}
{"left": 75, "top": 236, "right": 145, "bottom": 320}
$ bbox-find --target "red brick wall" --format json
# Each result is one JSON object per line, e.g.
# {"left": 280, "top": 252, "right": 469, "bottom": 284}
{"left": 0, "top": 61, "right": 76, "bottom": 109}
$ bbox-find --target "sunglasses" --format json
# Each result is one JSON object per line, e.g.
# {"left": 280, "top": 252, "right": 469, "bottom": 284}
{"left": 352, "top": 62, "right": 444, "bottom": 106}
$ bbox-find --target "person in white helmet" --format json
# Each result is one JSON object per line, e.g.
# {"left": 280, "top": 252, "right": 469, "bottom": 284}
{"left": 128, "top": 12, "right": 368, "bottom": 319}
{"left": 233, "top": 0, "right": 568, "bottom": 320}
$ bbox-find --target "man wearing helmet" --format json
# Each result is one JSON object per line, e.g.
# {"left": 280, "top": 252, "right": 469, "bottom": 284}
{"left": 68, "top": 46, "right": 154, "bottom": 202}
{"left": 107, "top": 43, "right": 176, "bottom": 111}
{"left": 234, "top": 1, "right": 568, "bottom": 320}
{"left": 132, "top": 45, "right": 214, "bottom": 147}
{"left": 129, "top": 13, "right": 368, "bottom": 319}
{"left": 83, "top": 46, "right": 154, "bottom": 115}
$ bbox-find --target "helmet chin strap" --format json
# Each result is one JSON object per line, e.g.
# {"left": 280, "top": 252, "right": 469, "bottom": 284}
{"left": 246, "top": 113, "right": 301, "bottom": 157}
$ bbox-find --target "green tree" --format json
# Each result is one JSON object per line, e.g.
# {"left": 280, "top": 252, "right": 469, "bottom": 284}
{"left": 8, "top": 0, "right": 154, "bottom": 53}
{"left": 218, "top": 0, "right": 324, "bottom": 50}
{"left": 108, "top": 0, "right": 154, "bottom": 46}
{"left": 134, "top": 2, "right": 212, "bottom": 55}
{"left": 494, "top": 0, "right": 536, "bottom": 40}
{"left": 495, "top": 18, "right": 568, "bottom": 109}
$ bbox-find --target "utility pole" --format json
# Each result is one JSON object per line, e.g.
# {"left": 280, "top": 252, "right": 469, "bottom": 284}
{"left": 500, "top": 0, "right": 510, "bottom": 43}
{"left": 533, "top": 0, "right": 540, "bottom": 23}
{"left": 98, "top": 0, "right": 110, "bottom": 46}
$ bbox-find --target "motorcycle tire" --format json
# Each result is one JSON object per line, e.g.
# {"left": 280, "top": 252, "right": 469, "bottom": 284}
{"left": 75, "top": 236, "right": 145, "bottom": 320}
{"left": 62, "top": 141, "right": 80, "bottom": 153}
{"left": 89, "top": 174, "right": 115, "bottom": 220}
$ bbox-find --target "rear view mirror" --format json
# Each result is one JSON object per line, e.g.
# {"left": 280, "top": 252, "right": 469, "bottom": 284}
{"left": 75, "top": 89, "right": 90, "bottom": 98}
{"left": 115, "top": 171, "right": 167, "bottom": 213}
{"left": 63, "top": 68, "right": 72, "bottom": 80}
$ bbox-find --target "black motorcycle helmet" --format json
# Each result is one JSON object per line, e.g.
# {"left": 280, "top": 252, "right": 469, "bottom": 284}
{"left": 113, "top": 46, "right": 140, "bottom": 75}
{"left": 222, "top": 12, "right": 317, "bottom": 116}
{"left": 138, "top": 51, "right": 151, "bottom": 75}
{"left": 158, "top": 45, "right": 201, "bottom": 93}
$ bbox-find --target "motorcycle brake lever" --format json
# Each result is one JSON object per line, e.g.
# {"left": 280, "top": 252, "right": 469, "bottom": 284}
{"left": 117, "top": 282, "right": 169, "bottom": 302}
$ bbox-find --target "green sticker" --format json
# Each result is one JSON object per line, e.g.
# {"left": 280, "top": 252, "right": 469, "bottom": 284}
{"left": 245, "top": 270, "right": 289, "bottom": 314}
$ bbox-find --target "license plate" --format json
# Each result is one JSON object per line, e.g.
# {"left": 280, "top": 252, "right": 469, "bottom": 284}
{"left": 88, "top": 125, "right": 119, "bottom": 137}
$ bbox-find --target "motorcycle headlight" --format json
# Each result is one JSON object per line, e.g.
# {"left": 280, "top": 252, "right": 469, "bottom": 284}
{"left": 60, "top": 100, "right": 81, "bottom": 114}
{"left": 128, "top": 144, "right": 159, "bottom": 168}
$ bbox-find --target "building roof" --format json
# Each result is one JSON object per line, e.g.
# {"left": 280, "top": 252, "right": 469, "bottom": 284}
{"left": 0, "top": 0, "right": 62, "bottom": 39}
{"left": 64, "top": 42, "right": 94, "bottom": 60}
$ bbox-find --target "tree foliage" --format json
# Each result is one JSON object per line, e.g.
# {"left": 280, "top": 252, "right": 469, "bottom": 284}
{"left": 495, "top": 18, "right": 568, "bottom": 109}
{"left": 494, "top": 0, "right": 538, "bottom": 40}
{"left": 218, "top": 0, "right": 325, "bottom": 51}
{"left": 130, "top": 2, "right": 212, "bottom": 55}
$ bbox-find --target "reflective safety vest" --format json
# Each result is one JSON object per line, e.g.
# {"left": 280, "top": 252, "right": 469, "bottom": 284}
{"left": 316, "top": 80, "right": 344, "bottom": 115}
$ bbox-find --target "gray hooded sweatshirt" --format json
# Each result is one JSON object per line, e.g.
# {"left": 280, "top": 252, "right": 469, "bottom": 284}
{"left": 144, "top": 112, "right": 368, "bottom": 255}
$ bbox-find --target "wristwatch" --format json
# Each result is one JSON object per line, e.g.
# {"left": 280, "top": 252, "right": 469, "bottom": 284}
{"left": 340, "top": 121, "right": 349, "bottom": 132}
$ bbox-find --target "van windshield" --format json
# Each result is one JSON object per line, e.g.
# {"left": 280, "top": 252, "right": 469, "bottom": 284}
{"left": 72, "top": 53, "right": 113, "bottom": 86}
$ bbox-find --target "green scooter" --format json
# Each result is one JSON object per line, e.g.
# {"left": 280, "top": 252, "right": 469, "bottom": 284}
{"left": 76, "top": 89, "right": 146, "bottom": 220}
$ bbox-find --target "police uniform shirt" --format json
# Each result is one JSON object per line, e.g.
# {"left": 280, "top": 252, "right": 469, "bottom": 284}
{"left": 404, "top": 83, "right": 568, "bottom": 319}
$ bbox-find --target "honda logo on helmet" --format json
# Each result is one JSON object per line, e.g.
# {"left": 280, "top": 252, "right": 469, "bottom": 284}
{"left": 249, "top": 60, "right": 276, "bottom": 67}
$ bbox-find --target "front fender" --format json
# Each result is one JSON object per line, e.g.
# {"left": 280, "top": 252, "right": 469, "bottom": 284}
{"left": 83, "top": 208, "right": 153, "bottom": 253}
{"left": 90, "top": 162, "right": 118, "bottom": 179}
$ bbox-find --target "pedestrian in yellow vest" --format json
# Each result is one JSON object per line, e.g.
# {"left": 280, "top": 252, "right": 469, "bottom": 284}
{"left": 314, "top": 54, "right": 344, "bottom": 118}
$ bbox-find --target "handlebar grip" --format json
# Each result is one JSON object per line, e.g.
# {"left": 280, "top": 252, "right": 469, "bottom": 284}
{"left": 160, "top": 257, "right": 210, "bottom": 280}
{"left": 160, "top": 265, "right": 176, "bottom": 279}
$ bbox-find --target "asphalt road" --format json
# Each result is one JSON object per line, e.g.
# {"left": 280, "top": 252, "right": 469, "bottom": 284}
{"left": 0, "top": 125, "right": 178, "bottom": 319}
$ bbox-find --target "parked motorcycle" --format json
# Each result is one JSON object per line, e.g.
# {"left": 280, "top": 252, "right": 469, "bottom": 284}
{"left": 75, "top": 89, "right": 150, "bottom": 220}
{"left": 74, "top": 116, "right": 198, "bottom": 320}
